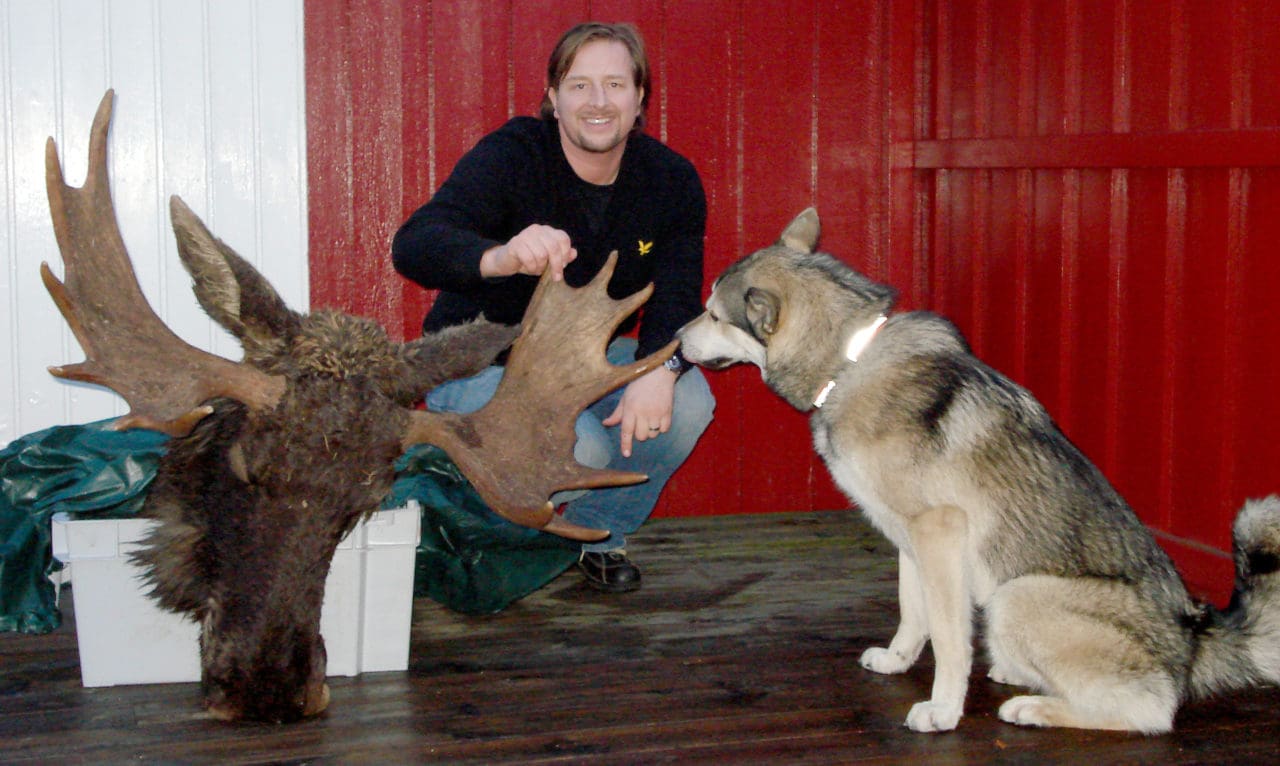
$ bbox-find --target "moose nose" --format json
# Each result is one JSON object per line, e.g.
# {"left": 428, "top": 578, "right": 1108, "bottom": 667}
{"left": 303, "top": 682, "right": 331, "bottom": 717}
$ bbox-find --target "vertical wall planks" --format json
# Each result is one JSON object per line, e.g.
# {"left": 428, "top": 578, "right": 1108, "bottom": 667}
{"left": 735, "top": 0, "right": 822, "bottom": 515}
{"left": 811, "top": 0, "right": 892, "bottom": 508}
{"left": 3, "top": 0, "right": 307, "bottom": 449}
{"left": 304, "top": 1, "right": 354, "bottom": 317}
{"left": 901, "top": 0, "right": 1280, "bottom": 599}
{"left": 1232, "top": 1, "right": 1280, "bottom": 518}
{"left": 299, "top": 0, "right": 1280, "bottom": 597}
{"left": 659, "top": 0, "right": 745, "bottom": 515}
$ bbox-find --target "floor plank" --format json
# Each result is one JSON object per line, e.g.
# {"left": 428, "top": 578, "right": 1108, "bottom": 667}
{"left": 1, "top": 511, "right": 1276, "bottom": 764}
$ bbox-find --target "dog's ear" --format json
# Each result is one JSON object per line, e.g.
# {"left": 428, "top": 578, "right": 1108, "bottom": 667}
{"left": 744, "top": 286, "right": 781, "bottom": 340}
{"left": 779, "top": 208, "right": 820, "bottom": 253}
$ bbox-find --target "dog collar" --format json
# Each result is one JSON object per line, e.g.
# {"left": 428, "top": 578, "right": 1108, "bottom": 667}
{"left": 813, "top": 314, "right": 887, "bottom": 408}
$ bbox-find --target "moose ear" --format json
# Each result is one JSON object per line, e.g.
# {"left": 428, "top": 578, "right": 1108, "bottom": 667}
{"left": 169, "top": 196, "right": 299, "bottom": 351}
{"left": 393, "top": 319, "right": 521, "bottom": 405}
{"left": 779, "top": 207, "right": 820, "bottom": 253}
{"left": 744, "top": 286, "right": 781, "bottom": 339}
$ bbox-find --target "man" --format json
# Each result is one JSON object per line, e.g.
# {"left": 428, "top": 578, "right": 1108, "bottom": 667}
{"left": 392, "top": 22, "right": 714, "bottom": 593}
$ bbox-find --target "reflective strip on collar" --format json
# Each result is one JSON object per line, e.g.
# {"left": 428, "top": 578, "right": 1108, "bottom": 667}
{"left": 813, "top": 315, "right": 887, "bottom": 409}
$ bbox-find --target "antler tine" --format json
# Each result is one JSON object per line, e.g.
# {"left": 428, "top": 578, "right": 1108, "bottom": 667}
{"left": 43, "top": 90, "right": 284, "bottom": 436}
{"left": 405, "top": 252, "right": 678, "bottom": 541}
{"left": 501, "top": 252, "right": 676, "bottom": 410}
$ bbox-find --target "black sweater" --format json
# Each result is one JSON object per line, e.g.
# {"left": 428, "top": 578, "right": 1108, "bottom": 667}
{"left": 392, "top": 117, "right": 706, "bottom": 360}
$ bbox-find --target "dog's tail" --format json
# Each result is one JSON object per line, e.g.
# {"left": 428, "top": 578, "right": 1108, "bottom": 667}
{"left": 1189, "top": 494, "right": 1280, "bottom": 699}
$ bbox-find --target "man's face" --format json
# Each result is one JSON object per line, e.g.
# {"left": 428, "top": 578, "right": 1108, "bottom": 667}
{"left": 549, "top": 39, "right": 643, "bottom": 158}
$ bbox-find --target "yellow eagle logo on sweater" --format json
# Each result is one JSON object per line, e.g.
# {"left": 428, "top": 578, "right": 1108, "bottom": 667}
{"left": 637, "top": 240, "right": 653, "bottom": 256}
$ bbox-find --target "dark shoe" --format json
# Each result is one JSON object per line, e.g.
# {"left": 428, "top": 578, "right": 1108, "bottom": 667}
{"left": 578, "top": 550, "right": 641, "bottom": 593}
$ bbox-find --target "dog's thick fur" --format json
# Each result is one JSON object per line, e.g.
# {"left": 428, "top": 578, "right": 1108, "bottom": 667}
{"left": 678, "top": 208, "right": 1280, "bottom": 733}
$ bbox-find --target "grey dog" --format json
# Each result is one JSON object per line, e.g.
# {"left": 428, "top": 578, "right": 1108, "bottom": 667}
{"left": 678, "top": 207, "right": 1280, "bottom": 733}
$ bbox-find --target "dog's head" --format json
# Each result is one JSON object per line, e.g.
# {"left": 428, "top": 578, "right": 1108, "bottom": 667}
{"left": 678, "top": 209, "right": 822, "bottom": 371}
{"left": 678, "top": 208, "right": 895, "bottom": 409}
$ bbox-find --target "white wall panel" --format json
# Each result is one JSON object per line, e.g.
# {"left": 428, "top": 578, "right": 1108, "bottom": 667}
{"left": 0, "top": 0, "right": 307, "bottom": 447}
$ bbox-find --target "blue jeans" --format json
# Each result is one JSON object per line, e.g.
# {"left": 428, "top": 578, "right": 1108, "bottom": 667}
{"left": 427, "top": 337, "right": 715, "bottom": 552}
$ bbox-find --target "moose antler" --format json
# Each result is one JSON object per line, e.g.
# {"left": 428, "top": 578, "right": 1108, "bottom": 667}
{"left": 44, "top": 90, "right": 672, "bottom": 542}
{"left": 42, "top": 90, "right": 285, "bottom": 436}
{"left": 406, "top": 258, "right": 678, "bottom": 538}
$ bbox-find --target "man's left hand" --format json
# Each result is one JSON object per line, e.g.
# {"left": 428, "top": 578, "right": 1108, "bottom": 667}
{"left": 602, "top": 366, "right": 678, "bottom": 458}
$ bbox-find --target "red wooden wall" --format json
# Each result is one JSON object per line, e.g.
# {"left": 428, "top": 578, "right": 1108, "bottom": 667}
{"left": 305, "top": 1, "right": 1280, "bottom": 601}
{"left": 886, "top": 0, "right": 1280, "bottom": 600}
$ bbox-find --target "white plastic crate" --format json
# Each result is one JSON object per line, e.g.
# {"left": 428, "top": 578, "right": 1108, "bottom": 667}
{"left": 50, "top": 502, "right": 421, "bottom": 687}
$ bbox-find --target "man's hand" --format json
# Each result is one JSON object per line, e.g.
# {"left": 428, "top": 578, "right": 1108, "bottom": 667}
{"left": 480, "top": 224, "right": 577, "bottom": 281}
{"left": 602, "top": 366, "right": 678, "bottom": 458}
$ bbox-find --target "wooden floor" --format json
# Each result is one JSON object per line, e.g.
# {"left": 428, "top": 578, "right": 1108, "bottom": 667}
{"left": 2, "top": 511, "right": 1277, "bottom": 765}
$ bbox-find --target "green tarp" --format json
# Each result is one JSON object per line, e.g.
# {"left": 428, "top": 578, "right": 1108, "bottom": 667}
{"left": 0, "top": 421, "right": 577, "bottom": 634}
{"left": 390, "top": 444, "right": 578, "bottom": 615}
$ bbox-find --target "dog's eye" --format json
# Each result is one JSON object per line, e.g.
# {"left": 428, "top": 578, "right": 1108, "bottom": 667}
{"left": 708, "top": 311, "right": 720, "bottom": 323}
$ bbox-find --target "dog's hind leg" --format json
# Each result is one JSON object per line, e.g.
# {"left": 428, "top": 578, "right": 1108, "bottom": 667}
{"left": 998, "top": 692, "right": 1174, "bottom": 733}
{"left": 987, "top": 575, "right": 1179, "bottom": 734}
{"left": 987, "top": 661, "right": 1036, "bottom": 687}
{"left": 987, "top": 627, "right": 1037, "bottom": 687}
{"left": 860, "top": 550, "right": 929, "bottom": 674}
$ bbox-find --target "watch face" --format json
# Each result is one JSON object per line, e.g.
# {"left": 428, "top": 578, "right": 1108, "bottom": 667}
{"left": 664, "top": 353, "right": 683, "bottom": 373}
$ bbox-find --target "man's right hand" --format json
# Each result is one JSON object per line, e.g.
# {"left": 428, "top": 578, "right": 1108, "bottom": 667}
{"left": 480, "top": 224, "right": 577, "bottom": 281}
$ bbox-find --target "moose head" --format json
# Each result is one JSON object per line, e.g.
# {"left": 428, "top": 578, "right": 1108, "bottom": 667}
{"left": 42, "top": 91, "right": 676, "bottom": 722}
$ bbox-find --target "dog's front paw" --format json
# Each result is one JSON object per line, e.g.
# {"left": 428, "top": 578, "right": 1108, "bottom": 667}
{"left": 859, "top": 647, "right": 913, "bottom": 674}
{"left": 905, "top": 700, "right": 962, "bottom": 732}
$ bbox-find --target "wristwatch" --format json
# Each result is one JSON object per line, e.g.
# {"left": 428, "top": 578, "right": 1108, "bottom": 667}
{"left": 663, "top": 349, "right": 688, "bottom": 375}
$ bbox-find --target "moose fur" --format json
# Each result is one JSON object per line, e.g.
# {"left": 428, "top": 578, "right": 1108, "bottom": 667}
{"left": 132, "top": 210, "right": 519, "bottom": 722}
